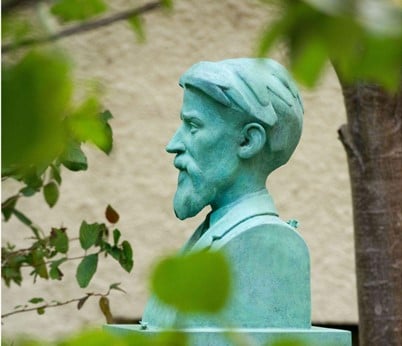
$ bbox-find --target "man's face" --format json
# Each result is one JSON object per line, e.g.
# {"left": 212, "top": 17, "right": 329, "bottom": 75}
{"left": 166, "top": 87, "right": 242, "bottom": 220}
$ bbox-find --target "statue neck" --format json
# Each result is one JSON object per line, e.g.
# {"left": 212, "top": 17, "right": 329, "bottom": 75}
{"left": 210, "top": 169, "right": 267, "bottom": 211}
{"left": 209, "top": 188, "right": 270, "bottom": 227}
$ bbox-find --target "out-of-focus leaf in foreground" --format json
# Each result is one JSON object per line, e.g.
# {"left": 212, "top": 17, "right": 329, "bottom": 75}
{"left": 151, "top": 250, "right": 231, "bottom": 313}
{"left": 258, "top": 0, "right": 402, "bottom": 90}
{"left": 2, "top": 50, "right": 71, "bottom": 174}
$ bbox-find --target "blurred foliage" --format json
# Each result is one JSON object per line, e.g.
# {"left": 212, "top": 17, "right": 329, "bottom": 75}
{"left": 1, "top": 328, "right": 309, "bottom": 346}
{"left": 258, "top": 0, "right": 402, "bottom": 89}
{"left": 151, "top": 250, "right": 231, "bottom": 313}
{"left": 1, "top": 46, "right": 126, "bottom": 293}
{"left": 1, "top": 47, "right": 128, "bottom": 290}
{"left": 51, "top": 0, "right": 108, "bottom": 22}
{"left": 1, "top": 0, "right": 140, "bottom": 322}
{"left": 2, "top": 49, "right": 113, "bottom": 176}
{"left": 128, "top": 15, "right": 146, "bottom": 43}
{"left": 1, "top": 329, "right": 189, "bottom": 346}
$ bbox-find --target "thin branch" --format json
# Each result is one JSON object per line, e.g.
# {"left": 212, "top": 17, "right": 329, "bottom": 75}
{"left": 2, "top": 237, "right": 79, "bottom": 258}
{"left": 1, "top": 0, "right": 38, "bottom": 13}
{"left": 1, "top": 292, "right": 104, "bottom": 318}
{"left": 2, "top": 253, "right": 99, "bottom": 269}
{"left": 2, "top": 0, "right": 164, "bottom": 53}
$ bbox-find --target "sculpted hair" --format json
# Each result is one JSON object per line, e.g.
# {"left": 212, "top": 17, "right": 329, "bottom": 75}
{"left": 179, "top": 58, "right": 304, "bottom": 173}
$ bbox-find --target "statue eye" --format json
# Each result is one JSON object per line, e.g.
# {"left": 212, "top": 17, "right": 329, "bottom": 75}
{"left": 182, "top": 115, "right": 202, "bottom": 134}
{"left": 184, "top": 119, "right": 201, "bottom": 134}
{"left": 189, "top": 122, "right": 199, "bottom": 133}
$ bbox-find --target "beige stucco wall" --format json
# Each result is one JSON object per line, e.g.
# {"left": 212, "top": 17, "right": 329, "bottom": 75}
{"left": 2, "top": 0, "right": 357, "bottom": 340}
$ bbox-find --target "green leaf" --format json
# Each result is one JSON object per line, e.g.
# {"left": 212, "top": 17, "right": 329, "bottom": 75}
{"left": 21, "top": 167, "right": 44, "bottom": 189}
{"left": 2, "top": 16, "right": 33, "bottom": 44}
{"left": 106, "top": 245, "right": 121, "bottom": 261}
{"left": 151, "top": 250, "right": 231, "bottom": 313}
{"left": 257, "top": 17, "right": 287, "bottom": 57}
{"left": 11, "top": 209, "right": 42, "bottom": 239}
{"left": 49, "top": 266, "right": 63, "bottom": 280}
{"left": 30, "top": 225, "right": 42, "bottom": 240}
{"left": 112, "top": 229, "right": 121, "bottom": 246}
{"left": 60, "top": 140, "right": 88, "bottom": 171}
{"left": 99, "top": 296, "right": 113, "bottom": 323}
{"left": 77, "top": 294, "right": 91, "bottom": 310}
{"left": 1, "top": 195, "right": 18, "bottom": 221}
{"left": 258, "top": 0, "right": 402, "bottom": 91}
{"left": 100, "top": 109, "right": 113, "bottom": 122}
{"left": 128, "top": 15, "right": 146, "bottom": 43}
{"left": 119, "top": 240, "right": 133, "bottom": 272}
{"left": 43, "top": 182, "right": 59, "bottom": 208}
{"left": 29, "top": 297, "right": 44, "bottom": 304}
{"left": 50, "top": 164, "right": 62, "bottom": 185}
{"left": 20, "top": 186, "right": 38, "bottom": 197}
{"left": 12, "top": 208, "right": 32, "bottom": 226}
{"left": 105, "top": 204, "right": 119, "bottom": 224}
{"left": 37, "top": 307, "right": 45, "bottom": 315}
{"left": 109, "top": 282, "right": 126, "bottom": 294}
{"left": 161, "top": 0, "right": 173, "bottom": 10}
{"left": 2, "top": 264, "right": 23, "bottom": 286}
{"left": 291, "top": 36, "right": 328, "bottom": 87}
{"left": 49, "top": 257, "right": 67, "bottom": 280}
{"left": 67, "top": 99, "right": 113, "bottom": 155}
{"left": 50, "top": 228, "right": 69, "bottom": 253}
{"left": 79, "top": 221, "right": 102, "bottom": 250}
{"left": 76, "top": 254, "right": 98, "bottom": 288}
{"left": 32, "top": 249, "right": 48, "bottom": 280}
{"left": 122, "top": 240, "right": 132, "bottom": 259}
{"left": 2, "top": 50, "right": 71, "bottom": 172}
{"left": 58, "top": 329, "right": 126, "bottom": 346}
{"left": 51, "top": 0, "right": 107, "bottom": 22}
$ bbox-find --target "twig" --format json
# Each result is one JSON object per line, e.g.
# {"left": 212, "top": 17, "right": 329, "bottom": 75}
{"left": 2, "top": 0, "right": 163, "bottom": 53}
{"left": 1, "top": 0, "right": 38, "bottom": 13}
{"left": 1, "top": 292, "right": 104, "bottom": 318}
{"left": 2, "top": 253, "right": 99, "bottom": 269}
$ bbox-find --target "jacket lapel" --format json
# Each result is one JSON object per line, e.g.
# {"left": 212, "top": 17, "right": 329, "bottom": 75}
{"left": 188, "top": 189, "right": 278, "bottom": 252}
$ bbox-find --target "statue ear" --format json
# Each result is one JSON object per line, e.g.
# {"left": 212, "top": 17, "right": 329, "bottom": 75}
{"left": 238, "top": 123, "right": 267, "bottom": 159}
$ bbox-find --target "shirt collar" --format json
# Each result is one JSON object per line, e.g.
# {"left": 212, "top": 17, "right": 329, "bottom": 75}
{"left": 184, "top": 188, "right": 278, "bottom": 252}
{"left": 209, "top": 188, "right": 277, "bottom": 227}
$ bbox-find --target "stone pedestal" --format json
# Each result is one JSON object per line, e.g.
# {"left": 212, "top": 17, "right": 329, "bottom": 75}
{"left": 104, "top": 324, "right": 351, "bottom": 346}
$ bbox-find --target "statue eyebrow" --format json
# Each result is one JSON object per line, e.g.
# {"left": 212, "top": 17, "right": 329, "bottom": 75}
{"left": 180, "top": 111, "right": 203, "bottom": 123}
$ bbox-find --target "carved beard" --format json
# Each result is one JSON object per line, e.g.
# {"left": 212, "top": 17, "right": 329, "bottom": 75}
{"left": 173, "top": 163, "right": 216, "bottom": 220}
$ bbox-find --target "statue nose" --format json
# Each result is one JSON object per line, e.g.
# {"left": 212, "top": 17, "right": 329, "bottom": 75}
{"left": 166, "top": 129, "right": 185, "bottom": 154}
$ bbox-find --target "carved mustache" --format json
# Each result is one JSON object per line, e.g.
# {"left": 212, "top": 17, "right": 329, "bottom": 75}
{"left": 173, "top": 156, "right": 188, "bottom": 171}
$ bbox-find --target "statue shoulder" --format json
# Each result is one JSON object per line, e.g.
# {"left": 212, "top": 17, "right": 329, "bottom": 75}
{"left": 212, "top": 215, "right": 309, "bottom": 256}
{"left": 212, "top": 217, "right": 311, "bottom": 328}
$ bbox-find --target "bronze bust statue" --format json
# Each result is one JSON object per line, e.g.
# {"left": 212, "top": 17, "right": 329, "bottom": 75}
{"left": 106, "top": 58, "right": 351, "bottom": 346}
{"left": 142, "top": 58, "right": 310, "bottom": 329}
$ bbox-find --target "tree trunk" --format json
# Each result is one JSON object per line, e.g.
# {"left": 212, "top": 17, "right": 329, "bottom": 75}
{"left": 337, "top": 80, "right": 402, "bottom": 346}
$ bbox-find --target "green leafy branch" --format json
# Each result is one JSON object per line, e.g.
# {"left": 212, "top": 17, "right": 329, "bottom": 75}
{"left": 1, "top": 282, "right": 125, "bottom": 321}
{"left": 76, "top": 207, "right": 134, "bottom": 288}
{"left": 1, "top": 0, "right": 141, "bottom": 329}
{"left": 2, "top": 0, "right": 173, "bottom": 53}
{"left": 2, "top": 205, "right": 134, "bottom": 289}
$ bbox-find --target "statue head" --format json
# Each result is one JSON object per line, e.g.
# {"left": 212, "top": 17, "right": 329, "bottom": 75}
{"left": 166, "top": 58, "right": 303, "bottom": 220}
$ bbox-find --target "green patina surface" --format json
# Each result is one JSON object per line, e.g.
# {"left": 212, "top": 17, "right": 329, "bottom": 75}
{"left": 105, "top": 325, "right": 351, "bottom": 346}
{"left": 142, "top": 190, "right": 311, "bottom": 329}
{"left": 107, "top": 59, "right": 351, "bottom": 345}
